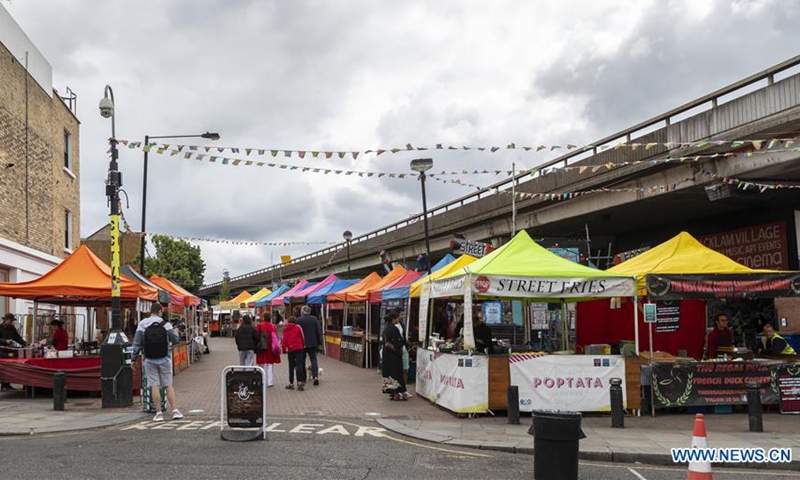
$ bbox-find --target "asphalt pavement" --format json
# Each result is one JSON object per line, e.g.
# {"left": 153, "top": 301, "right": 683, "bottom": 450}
{"left": 1, "top": 415, "right": 798, "bottom": 480}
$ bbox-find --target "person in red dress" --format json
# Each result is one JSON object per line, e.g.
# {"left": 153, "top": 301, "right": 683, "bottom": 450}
{"left": 255, "top": 313, "right": 281, "bottom": 387}
{"left": 50, "top": 319, "right": 69, "bottom": 351}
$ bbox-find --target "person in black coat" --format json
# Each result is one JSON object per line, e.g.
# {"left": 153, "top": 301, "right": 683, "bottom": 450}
{"left": 1, "top": 314, "right": 26, "bottom": 391}
{"left": 235, "top": 315, "right": 258, "bottom": 367}
{"left": 381, "top": 312, "right": 407, "bottom": 400}
{"left": 297, "top": 306, "right": 322, "bottom": 385}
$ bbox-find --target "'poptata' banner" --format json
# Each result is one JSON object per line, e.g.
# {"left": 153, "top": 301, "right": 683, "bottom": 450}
{"left": 472, "top": 275, "right": 634, "bottom": 299}
{"left": 433, "top": 353, "right": 488, "bottom": 414}
{"left": 415, "top": 349, "right": 436, "bottom": 402}
{"left": 510, "top": 354, "right": 626, "bottom": 412}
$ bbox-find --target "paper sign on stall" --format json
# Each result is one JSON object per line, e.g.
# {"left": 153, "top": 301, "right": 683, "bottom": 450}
{"left": 433, "top": 353, "right": 488, "bottom": 413}
{"left": 462, "top": 278, "right": 475, "bottom": 349}
{"left": 418, "top": 284, "right": 431, "bottom": 343}
{"left": 415, "top": 349, "right": 436, "bottom": 402}
{"left": 510, "top": 354, "right": 626, "bottom": 412}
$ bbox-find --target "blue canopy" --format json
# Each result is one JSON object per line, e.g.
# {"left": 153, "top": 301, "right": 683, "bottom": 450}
{"left": 307, "top": 278, "right": 360, "bottom": 305}
{"left": 253, "top": 284, "right": 290, "bottom": 307}
{"left": 381, "top": 254, "right": 455, "bottom": 301}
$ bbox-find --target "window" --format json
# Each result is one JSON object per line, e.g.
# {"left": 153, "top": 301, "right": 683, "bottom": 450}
{"left": 63, "top": 130, "right": 72, "bottom": 171}
{"left": 0, "top": 268, "right": 9, "bottom": 318}
{"left": 64, "top": 209, "right": 72, "bottom": 251}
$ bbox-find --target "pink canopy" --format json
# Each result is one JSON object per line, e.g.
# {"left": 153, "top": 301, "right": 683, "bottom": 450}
{"left": 293, "top": 274, "right": 337, "bottom": 300}
{"left": 270, "top": 280, "right": 309, "bottom": 306}
{"left": 368, "top": 270, "right": 422, "bottom": 303}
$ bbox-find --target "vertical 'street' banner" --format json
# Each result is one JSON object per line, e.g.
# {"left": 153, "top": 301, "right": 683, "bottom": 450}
{"left": 418, "top": 284, "right": 431, "bottom": 344}
{"left": 463, "top": 276, "right": 475, "bottom": 349}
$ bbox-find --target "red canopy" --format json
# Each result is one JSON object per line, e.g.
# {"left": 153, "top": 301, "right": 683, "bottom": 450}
{"left": 148, "top": 274, "right": 201, "bottom": 307}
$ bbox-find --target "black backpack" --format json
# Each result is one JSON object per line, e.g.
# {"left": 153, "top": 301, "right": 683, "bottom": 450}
{"left": 144, "top": 321, "right": 169, "bottom": 359}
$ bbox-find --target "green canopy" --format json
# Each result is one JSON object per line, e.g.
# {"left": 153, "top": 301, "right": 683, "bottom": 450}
{"left": 433, "top": 230, "right": 634, "bottom": 300}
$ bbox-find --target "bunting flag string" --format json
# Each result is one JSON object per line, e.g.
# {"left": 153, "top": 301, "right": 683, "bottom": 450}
{"left": 115, "top": 136, "right": 798, "bottom": 162}
{"left": 117, "top": 139, "right": 800, "bottom": 181}
{"left": 119, "top": 214, "right": 337, "bottom": 246}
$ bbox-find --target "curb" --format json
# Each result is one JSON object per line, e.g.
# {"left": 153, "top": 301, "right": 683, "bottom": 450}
{"left": 375, "top": 419, "right": 800, "bottom": 472}
{"left": 0, "top": 413, "right": 148, "bottom": 437}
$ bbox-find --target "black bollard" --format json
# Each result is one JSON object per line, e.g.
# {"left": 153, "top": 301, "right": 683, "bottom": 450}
{"left": 508, "top": 386, "right": 520, "bottom": 425}
{"left": 529, "top": 410, "right": 584, "bottom": 480}
{"left": 609, "top": 377, "right": 624, "bottom": 428}
{"left": 53, "top": 371, "right": 66, "bottom": 411}
{"left": 746, "top": 382, "right": 763, "bottom": 433}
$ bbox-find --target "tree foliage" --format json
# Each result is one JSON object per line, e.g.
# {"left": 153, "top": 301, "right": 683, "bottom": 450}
{"left": 142, "top": 235, "right": 206, "bottom": 294}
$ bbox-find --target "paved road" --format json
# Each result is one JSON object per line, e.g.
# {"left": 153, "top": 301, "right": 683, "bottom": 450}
{"left": 1, "top": 416, "right": 798, "bottom": 479}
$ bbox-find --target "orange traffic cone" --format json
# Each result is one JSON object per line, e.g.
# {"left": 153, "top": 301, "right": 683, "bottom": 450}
{"left": 687, "top": 413, "right": 713, "bottom": 480}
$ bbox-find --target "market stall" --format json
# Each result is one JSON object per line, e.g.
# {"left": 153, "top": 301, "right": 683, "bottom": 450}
{"left": 327, "top": 273, "right": 382, "bottom": 366}
{"left": 308, "top": 277, "right": 359, "bottom": 360}
{"left": 577, "top": 231, "right": 800, "bottom": 413}
{"left": 238, "top": 287, "right": 272, "bottom": 309}
{"left": 425, "top": 230, "right": 636, "bottom": 415}
{"left": 253, "top": 284, "right": 290, "bottom": 323}
{"left": 148, "top": 274, "right": 203, "bottom": 372}
{"left": 0, "top": 245, "right": 158, "bottom": 394}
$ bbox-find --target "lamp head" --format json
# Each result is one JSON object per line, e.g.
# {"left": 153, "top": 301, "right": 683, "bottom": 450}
{"left": 98, "top": 96, "right": 114, "bottom": 119}
{"left": 410, "top": 158, "right": 433, "bottom": 173}
{"left": 343, "top": 230, "right": 353, "bottom": 241}
{"left": 201, "top": 132, "right": 221, "bottom": 141}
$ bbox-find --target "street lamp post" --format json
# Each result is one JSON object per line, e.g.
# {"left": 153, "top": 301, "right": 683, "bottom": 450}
{"left": 98, "top": 85, "right": 132, "bottom": 408}
{"left": 411, "top": 158, "right": 433, "bottom": 274}
{"left": 140, "top": 132, "right": 219, "bottom": 276}
{"left": 343, "top": 230, "right": 353, "bottom": 274}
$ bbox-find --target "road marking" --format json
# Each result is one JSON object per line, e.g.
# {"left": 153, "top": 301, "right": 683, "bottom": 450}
{"left": 581, "top": 461, "right": 796, "bottom": 477}
{"left": 290, "top": 423, "right": 325, "bottom": 434}
{"left": 627, "top": 467, "right": 647, "bottom": 480}
{"left": 317, "top": 424, "right": 350, "bottom": 435}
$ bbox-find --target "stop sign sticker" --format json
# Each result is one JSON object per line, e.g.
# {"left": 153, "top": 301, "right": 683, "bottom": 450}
{"left": 475, "top": 276, "right": 491, "bottom": 293}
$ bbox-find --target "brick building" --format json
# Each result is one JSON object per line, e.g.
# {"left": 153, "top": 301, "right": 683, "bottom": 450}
{"left": 83, "top": 224, "right": 143, "bottom": 269}
{"left": 0, "top": 6, "right": 81, "bottom": 327}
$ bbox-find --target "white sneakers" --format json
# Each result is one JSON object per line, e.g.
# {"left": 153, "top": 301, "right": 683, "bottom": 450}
{"left": 153, "top": 409, "right": 184, "bottom": 421}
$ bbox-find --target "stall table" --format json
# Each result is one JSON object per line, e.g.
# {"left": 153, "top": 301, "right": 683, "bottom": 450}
{"left": 324, "top": 330, "right": 341, "bottom": 360}
{"left": 0, "top": 356, "right": 142, "bottom": 394}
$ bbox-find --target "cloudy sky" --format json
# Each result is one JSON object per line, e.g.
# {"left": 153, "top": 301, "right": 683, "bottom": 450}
{"left": 4, "top": 0, "right": 799, "bottom": 285}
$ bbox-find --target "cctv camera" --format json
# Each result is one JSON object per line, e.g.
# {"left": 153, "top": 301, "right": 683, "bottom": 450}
{"left": 98, "top": 97, "right": 114, "bottom": 118}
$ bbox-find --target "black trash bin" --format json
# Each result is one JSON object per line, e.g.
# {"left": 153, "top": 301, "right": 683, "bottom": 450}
{"left": 529, "top": 410, "right": 585, "bottom": 480}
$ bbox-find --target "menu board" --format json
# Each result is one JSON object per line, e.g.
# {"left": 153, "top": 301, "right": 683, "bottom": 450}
{"left": 225, "top": 369, "right": 265, "bottom": 428}
{"left": 776, "top": 364, "right": 800, "bottom": 414}
{"left": 655, "top": 301, "right": 680, "bottom": 333}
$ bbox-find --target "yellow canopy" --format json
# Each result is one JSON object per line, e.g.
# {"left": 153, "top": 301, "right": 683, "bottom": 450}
{"left": 239, "top": 287, "right": 272, "bottom": 308}
{"left": 609, "top": 231, "right": 775, "bottom": 296}
{"left": 409, "top": 254, "right": 478, "bottom": 298}
{"left": 219, "top": 290, "right": 252, "bottom": 309}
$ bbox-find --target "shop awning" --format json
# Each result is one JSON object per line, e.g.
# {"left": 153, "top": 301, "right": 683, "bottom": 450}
{"left": 327, "top": 272, "right": 382, "bottom": 303}
{"left": 271, "top": 280, "right": 309, "bottom": 306}
{"left": 434, "top": 230, "right": 635, "bottom": 300}
{"left": 307, "top": 278, "right": 359, "bottom": 305}
{"left": 609, "top": 231, "right": 800, "bottom": 300}
{"left": 0, "top": 245, "right": 158, "bottom": 305}
{"left": 240, "top": 287, "right": 272, "bottom": 308}
{"left": 219, "top": 290, "right": 252, "bottom": 309}
{"left": 408, "top": 254, "right": 478, "bottom": 298}
{"left": 121, "top": 265, "right": 171, "bottom": 305}
{"left": 345, "top": 267, "right": 407, "bottom": 303}
{"left": 253, "top": 284, "right": 290, "bottom": 307}
{"left": 369, "top": 270, "right": 422, "bottom": 303}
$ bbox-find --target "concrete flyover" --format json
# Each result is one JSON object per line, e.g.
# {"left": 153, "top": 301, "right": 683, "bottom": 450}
{"left": 201, "top": 55, "right": 800, "bottom": 298}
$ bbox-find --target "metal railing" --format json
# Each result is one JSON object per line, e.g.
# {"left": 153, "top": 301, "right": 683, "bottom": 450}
{"left": 201, "top": 55, "right": 800, "bottom": 292}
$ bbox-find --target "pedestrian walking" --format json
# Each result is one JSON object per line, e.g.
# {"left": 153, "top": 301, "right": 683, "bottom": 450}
{"left": 296, "top": 305, "right": 322, "bottom": 386}
{"left": 131, "top": 303, "right": 184, "bottom": 422}
{"left": 281, "top": 316, "right": 306, "bottom": 391}
{"left": 255, "top": 312, "right": 281, "bottom": 387}
{"left": 235, "top": 315, "right": 258, "bottom": 366}
{"left": 381, "top": 312, "right": 407, "bottom": 401}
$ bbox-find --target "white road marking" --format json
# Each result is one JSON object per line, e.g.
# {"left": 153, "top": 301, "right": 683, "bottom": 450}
{"left": 627, "top": 467, "right": 647, "bottom": 480}
{"left": 290, "top": 423, "right": 325, "bottom": 434}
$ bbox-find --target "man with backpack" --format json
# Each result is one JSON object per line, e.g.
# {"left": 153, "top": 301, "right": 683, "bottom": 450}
{"left": 132, "top": 303, "right": 183, "bottom": 422}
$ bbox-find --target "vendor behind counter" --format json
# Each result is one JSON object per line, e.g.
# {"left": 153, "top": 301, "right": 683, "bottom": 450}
{"left": 706, "top": 313, "right": 734, "bottom": 358}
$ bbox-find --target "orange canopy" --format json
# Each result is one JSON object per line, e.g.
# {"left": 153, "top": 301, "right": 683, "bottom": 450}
{"left": 0, "top": 245, "right": 158, "bottom": 305}
{"left": 219, "top": 290, "right": 252, "bottom": 309}
{"left": 148, "top": 274, "right": 201, "bottom": 307}
{"left": 345, "top": 266, "right": 407, "bottom": 302}
{"left": 327, "top": 272, "right": 382, "bottom": 302}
